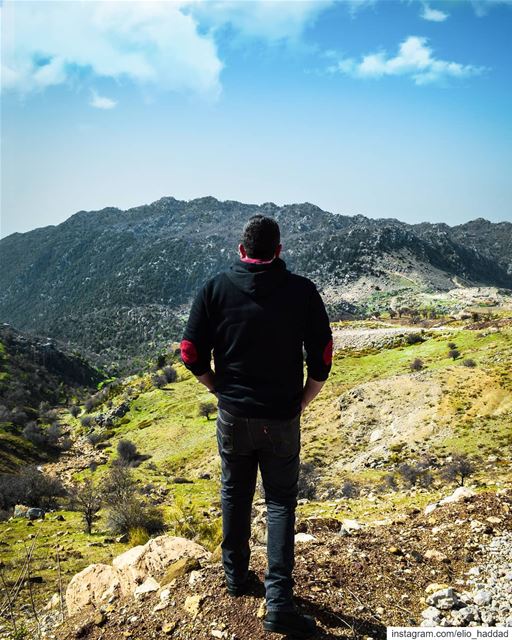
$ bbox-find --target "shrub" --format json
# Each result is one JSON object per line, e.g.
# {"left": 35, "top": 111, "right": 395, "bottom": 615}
{"left": 382, "top": 473, "right": 399, "bottom": 492}
{"left": 463, "top": 359, "right": 476, "bottom": 368}
{"left": 0, "top": 466, "right": 66, "bottom": 511}
{"left": 198, "top": 401, "right": 216, "bottom": 420}
{"left": 398, "top": 460, "right": 433, "bottom": 488}
{"left": 129, "top": 526, "right": 150, "bottom": 546}
{"left": 84, "top": 398, "right": 95, "bottom": 413}
{"left": 340, "top": 479, "right": 360, "bottom": 499}
{"left": 106, "top": 497, "right": 165, "bottom": 537}
{"left": 410, "top": 358, "right": 424, "bottom": 372}
{"left": 69, "top": 405, "right": 81, "bottom": 418}
{"left": 167, "top": 494, "right": 222, "bottom": 551}
{"left": 47, "top": 423, "right": 62, "bottom": 446}
{"left": 448, "top": 342, "right": 457, "bottom": 350}
{"left": 80, "top": 415, "right": 95, "bottom": 429}
{"left": 163, "top": 366, "right": 177, "bottom": 383}
{"left": 151, "top": 373, "right": 168, "bottom": 388}
{"left": 101, "top": 465, "right": 136, "bottom": 505}
{"left": 22, "top": 422, "right": 47, "bottom": 446}
{"left": 117, "top": 439, "right": 139, "bottom": 466}
{"left": 406, "top": 333, "right": 423, "bottom": 345}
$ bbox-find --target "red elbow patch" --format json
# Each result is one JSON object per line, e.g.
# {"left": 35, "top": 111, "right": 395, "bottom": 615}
{"left": 322, "top": 338, "right": 333, "bottom": 366}
{"left": 180, "top": 339, "right": 198, "bottom": 365}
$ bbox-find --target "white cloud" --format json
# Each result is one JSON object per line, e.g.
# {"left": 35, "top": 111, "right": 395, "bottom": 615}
{"left": 186, "top": 0, "right": 334, "bottom": 44}
{"left": 328, "top": 36, "right": 486, "bottom": 85}
{"left": 90, "top": 89, "right": 117, "bottom": 110}
{"left": 1, "top": 1, "right": 223, "bottom": 99}
{"left": 471, "top": 0, "right": 512, "bottom": 17}
{"left": 420, "top": 4, "right": 449, "bottom": 22}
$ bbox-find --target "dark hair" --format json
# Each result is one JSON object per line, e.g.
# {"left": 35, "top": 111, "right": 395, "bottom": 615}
{"left": 241, "top": 215, "right": 280, "bottom": 260}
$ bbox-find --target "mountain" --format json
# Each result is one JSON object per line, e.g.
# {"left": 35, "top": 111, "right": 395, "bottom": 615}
{"left": 0, "top": 196, "right": 510, "bottom": 374}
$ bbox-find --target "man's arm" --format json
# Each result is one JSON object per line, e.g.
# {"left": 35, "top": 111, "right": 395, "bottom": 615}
{"left": 180, "top": 284, "right": 216, "bottom": 393}
{"left": 302, "top": 283, "right": 333, "bottom": 411}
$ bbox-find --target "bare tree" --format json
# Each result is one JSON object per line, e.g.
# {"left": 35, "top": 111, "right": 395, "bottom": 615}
{"left": 69, "top": 477, "right": 102, "bottom": 534}
{"left": 440, "top": 453, "right": 475, "bottom": 487}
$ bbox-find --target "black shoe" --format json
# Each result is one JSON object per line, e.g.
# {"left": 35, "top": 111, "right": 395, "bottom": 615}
{"left": 226, "top": 582, "right": 247, "bottom": 596}
{"left": 226, "top": 569, "right": 260, "bottom": 596}
{"left": 263, "top": 609, "right": 317, "bottom": 638}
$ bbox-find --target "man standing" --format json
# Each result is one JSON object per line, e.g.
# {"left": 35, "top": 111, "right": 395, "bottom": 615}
{"left": 180, "top": 215, "right": 332, "bottom": 638}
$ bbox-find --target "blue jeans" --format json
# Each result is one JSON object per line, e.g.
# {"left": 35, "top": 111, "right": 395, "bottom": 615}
{"left": 215, "top": 406, "right": 301, "bottom": 612}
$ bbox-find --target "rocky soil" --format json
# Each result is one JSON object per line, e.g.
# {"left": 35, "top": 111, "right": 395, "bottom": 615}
{"left": 48, "top": 489, "right": 511, "bottom": 640}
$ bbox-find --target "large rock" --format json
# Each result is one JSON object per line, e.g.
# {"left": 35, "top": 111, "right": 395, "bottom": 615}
{"left": 113, "top": 535, "right": 210, "bottom": 595}
{"left": 438, "top": 486, "right": 476, "bottom": 506}
{"left": 65, "top": 564, "right": 121, "bottom": 616}
{"left": 65, "top": 536, "right": 211, "bottom": 615}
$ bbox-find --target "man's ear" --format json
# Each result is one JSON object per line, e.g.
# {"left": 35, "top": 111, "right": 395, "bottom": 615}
{"left": 238, "top": 243, "right": 247, "bottom": 258}
{"left": 275, "top": 244, "right": 282, "bottom": 258}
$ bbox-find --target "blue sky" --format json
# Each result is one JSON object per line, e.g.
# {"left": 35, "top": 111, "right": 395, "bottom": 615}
{"left": 1, "top": 0, "right": 511, "bottom": 239}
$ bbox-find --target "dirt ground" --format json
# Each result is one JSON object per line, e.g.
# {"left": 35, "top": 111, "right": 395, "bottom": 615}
{"left": 53, "top": 490, "right": 512, "bottom": 640}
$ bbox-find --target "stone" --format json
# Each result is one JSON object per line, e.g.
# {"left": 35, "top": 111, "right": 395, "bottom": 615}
{"left": 426, "top": 588, "right": 459, "bottom": 610}
{"left": 294, "top": 533, "right": 316, "bottom": 543}
{"left": 424, "top": 503, "right": 438, "bottom": 515}
{"left": 425, "top": 549, "right": 448, "bottom": 562}
{"left": 13, "top": 505, "right": 29, "bottom": 518}
{"left": 438, "top": 486, "right": 476, "bottom": 506}
{"left": 113, "top": 535, "right": 210, "bottom": 595}
{"left": 421, "top": 606, "right": 442, "bottom": 623}
{"left": 184, "top": 594, "right": 203, "bottom": 618}
{"left": 473, "top": 589, "right": 492, "bottom": 606}
{"left": 162, "top": 621, "right": 177, "bottom": 634}
{"left": 65, "top": 564, "right": 122, "bottom": 616}
{"left": 425, "top": 583, "right": 450, "bottom": 595}
{"left": 341, "top": 519, "right": 362, "bottom": 532}
{"left": 134, "top": 577, "right": 160, "bottom": 599}
{"left": 161, "top": 557, "right": 201, "bottom": 585}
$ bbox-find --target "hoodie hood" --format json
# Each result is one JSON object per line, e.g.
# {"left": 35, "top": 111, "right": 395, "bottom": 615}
{"left": 225, "top": 257, "right": 290, "bottom": 299}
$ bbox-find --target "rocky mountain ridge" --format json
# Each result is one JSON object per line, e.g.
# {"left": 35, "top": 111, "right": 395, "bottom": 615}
{"left": 1, "top": 197, "right": 510, "bottom": 374}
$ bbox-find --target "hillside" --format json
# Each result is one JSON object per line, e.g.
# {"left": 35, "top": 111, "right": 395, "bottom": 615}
{"left": 1, "top": 307, "right": 511, "bottom": 639}
{"left": 0, "top": 324, "right": 105, "bottom": 472}
{"left": 1, "top": 196, "right": 511, "bottom": 374}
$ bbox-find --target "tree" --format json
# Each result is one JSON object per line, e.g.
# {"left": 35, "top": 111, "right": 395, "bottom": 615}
{"left": 448, "top": 349, "right": 460, "bottom": 360}
{"left": 69, "top": 478, "right": 102, "bottom": 534}
{"left": 440, "top": 453, "right": 475, "bottom": 487}
{"left": 198, "top": 401, "right": 216, "bottom": 420}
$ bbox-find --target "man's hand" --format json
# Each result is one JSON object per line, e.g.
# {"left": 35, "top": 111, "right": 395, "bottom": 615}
{"left": 196, "top": 370, "right": 217, "bottom": 395}
{"left": 301, "top": 376, "right": 325, "bottom": 413}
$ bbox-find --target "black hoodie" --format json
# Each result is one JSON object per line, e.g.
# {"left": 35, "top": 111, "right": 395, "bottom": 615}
{"left": 180, "top": 257, "right": 333, "bottom": 419}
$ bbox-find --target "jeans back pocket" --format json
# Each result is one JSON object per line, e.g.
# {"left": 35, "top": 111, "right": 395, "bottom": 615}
{"left": 266, "top": 413, "right": 300, "bottom": 457}
{"left": 217, "top": 408, "right": 236, "bottom": 453}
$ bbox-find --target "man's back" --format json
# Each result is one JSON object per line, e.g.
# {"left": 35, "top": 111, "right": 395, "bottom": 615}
{"left": 181, "top": 256, "right": 332, "bottom": 419}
